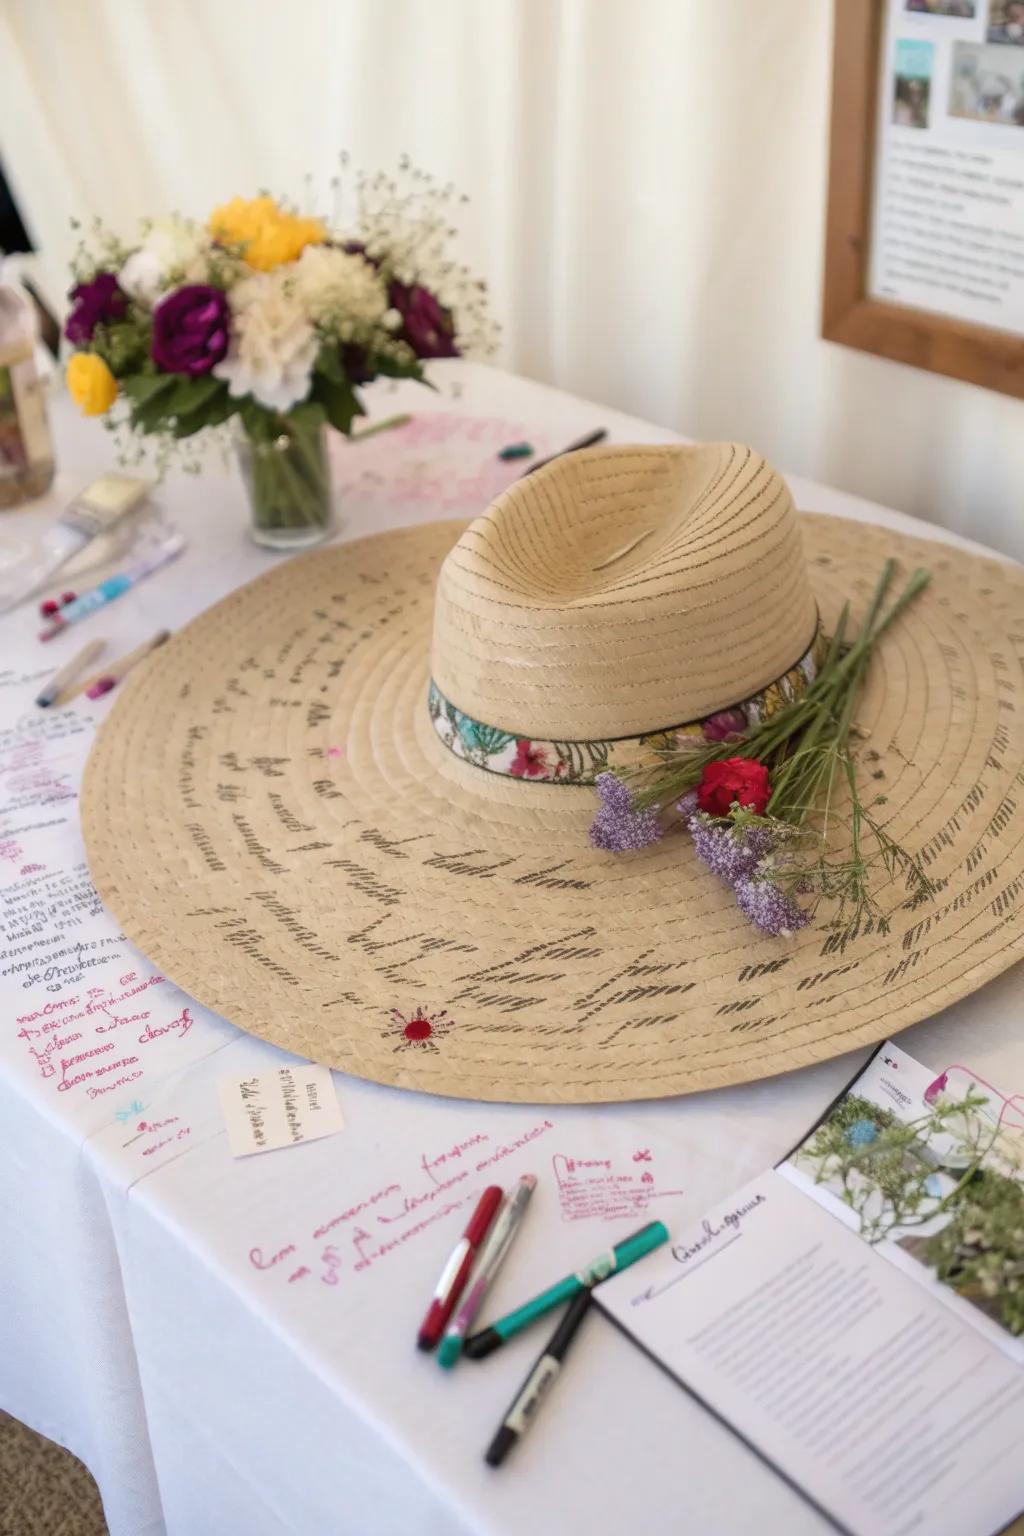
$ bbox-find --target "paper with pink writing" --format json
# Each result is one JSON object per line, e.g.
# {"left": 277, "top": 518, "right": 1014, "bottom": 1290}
{"left": 84, "top": 1031, "right": 692, "bottom": 1305}
{"left": 329, "top": 411, "right": 553, "bottom": 513}
{"left": 1, "top": 612, "right": 246, "bottom": 1138}
{"left": 552, "top": 1144, "right": 684, "bottom": 1221}
{"left": 0, "top": 401, "right": 587, "bottom": 1153}
{"left": 218, "top": 1064, "right": 344, "bottom": 1157}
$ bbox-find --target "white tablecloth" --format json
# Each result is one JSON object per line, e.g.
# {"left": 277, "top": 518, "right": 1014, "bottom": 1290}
{"left": 1, "top": 362, "right": 1021, "bottom": 1536}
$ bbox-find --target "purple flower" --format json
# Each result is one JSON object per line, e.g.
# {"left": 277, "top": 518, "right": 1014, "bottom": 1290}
{"left": 590, "top": 772, "right": 662, "bottom": 853}
{"left": 702, "top": 708, "right": 748, "bottom": 743}
{"left": 65, "top": 272, "right": 127, "bottom": 344}
{"left": 341, "top": 343, "right": 374, "bottom": 385}
{"left": 388, "top": 280, "right": 460, "bottom": 359}
{"left": 152, "top": 284, "right": 230, "bottom": 376}
{"left": 686, "top": 816, "right": 759, "bottom": 885}
{"left": 734, "top": 875, "right": 809, "bottom": 937}
{"left": 685, "top": 811, "right": 778, "bottom": 887}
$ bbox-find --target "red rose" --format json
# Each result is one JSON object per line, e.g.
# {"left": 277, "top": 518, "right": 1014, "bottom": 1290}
{"left": 697, "top": 757, "right": 771, "bottom": 817}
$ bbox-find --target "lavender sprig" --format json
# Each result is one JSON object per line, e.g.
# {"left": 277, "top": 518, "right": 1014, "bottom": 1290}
{"left": 683, "top": 807, "right": 810, "bottom": 935}
{"left": 590, "top": 772, "right": 662, "bottom": 852}
{"left": 734, "top": 875, "right": 810, "bottom": 938}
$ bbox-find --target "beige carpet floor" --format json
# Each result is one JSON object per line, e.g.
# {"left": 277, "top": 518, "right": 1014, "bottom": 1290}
{"left": 0, "top": 1413, "right": 107, "bottom": 1536}
{"left": 0, "top": 1405, "right": 1021, "bottom": 1534}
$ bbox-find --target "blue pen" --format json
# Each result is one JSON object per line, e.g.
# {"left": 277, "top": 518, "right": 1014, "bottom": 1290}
{"left": 40, "top": 534, "right": 185, "bottom": 640}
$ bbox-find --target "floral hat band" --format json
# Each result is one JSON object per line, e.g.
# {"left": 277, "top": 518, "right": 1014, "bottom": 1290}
{"left": 428, "top": 622, "right": 827, "bottom": 786}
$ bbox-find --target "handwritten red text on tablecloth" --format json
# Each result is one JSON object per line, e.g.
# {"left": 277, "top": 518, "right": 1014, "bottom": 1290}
{"left": 248, "top": 1120, "right": 556, "bottom": 1288}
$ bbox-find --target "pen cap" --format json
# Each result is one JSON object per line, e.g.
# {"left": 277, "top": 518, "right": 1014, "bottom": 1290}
{"left": 610, "top": 1220, "right": 669, "bottom": 1272}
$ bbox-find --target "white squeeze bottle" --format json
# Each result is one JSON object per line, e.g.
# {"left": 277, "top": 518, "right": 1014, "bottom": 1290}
{"left": 0, "top": 277, "right": 55, "bottom": 508}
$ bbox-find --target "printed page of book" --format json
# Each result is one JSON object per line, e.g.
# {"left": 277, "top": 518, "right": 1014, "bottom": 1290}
{"left": 600, "top": 1168, "right": 1024, "bottom": 1533}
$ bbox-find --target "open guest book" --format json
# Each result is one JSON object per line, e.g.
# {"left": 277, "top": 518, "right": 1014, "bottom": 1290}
{"left": 599, "top": 1041, "right": 1024, "bottom": 1536}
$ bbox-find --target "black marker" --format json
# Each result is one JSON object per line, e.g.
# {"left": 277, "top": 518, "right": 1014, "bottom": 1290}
{"left": 483, "top": 1288, "right": 592, "bottom": 1468}
{"left": 520, "top": 428, "right": 607, "bottom": 476}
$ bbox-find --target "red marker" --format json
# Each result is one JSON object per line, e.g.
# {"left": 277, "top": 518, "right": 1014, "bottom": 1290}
{"left": 417, "top": 1185, "right": 502, "bottom": 1351}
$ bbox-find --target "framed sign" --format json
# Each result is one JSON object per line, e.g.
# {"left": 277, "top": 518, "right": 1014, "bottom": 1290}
{"left": 824, "top": 0, "right": 1024, "bottom": 398}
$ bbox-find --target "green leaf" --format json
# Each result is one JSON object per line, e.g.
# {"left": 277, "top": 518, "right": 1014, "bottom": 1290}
{"left": 370, "top": 352, "right": 428, "bottom": 383}
{"left": 91, "top": 321, "right": 149, "bottom": 376}
{"left": 315, "top": 343, "right": 345, "bottom": 384}
{"left": 192, "top": 385, "right": 237, "bottom": 430}
{"left": 121, "top": 372, "right": 176, "bottom": 406}
{"left": 310, "top": 374, "right": 364, "bottom": 436}
{"left": 129, "top": 394, "right": 177, "bottom": 434}
{"left": 164, "top": 374, "right": 226, "bottom": 418}
{"left": 170, "top": 385, "right": 236, "bottom": 437}
{"left": 286, "top": 400, "right": 328, "bottom": 434}
{"left": 240, "top": 400, "right": 277, "bottom": 444}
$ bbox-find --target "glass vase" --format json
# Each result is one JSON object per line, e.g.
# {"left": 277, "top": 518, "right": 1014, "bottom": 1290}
{"left": 236, "top": 416, "right": 334, "bottom": 550}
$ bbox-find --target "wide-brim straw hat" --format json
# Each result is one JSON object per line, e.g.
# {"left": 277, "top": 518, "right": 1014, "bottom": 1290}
{"left": 81, "top": 444, "right": 1024, "bottom": 1103}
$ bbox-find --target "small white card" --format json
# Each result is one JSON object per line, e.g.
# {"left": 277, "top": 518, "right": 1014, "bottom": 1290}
{"left": 218, "top": 1065, "right": 344, "bottom": 1158}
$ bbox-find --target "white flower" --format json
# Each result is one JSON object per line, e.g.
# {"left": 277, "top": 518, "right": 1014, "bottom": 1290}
{"left": 119, "top": 215, "right": 217, "bottom": 307}
{"left": 214, "top": 271, "right": 318, "bottom": 414}
{"left": 291, "top": 245, "right": 388, "bottom": 336}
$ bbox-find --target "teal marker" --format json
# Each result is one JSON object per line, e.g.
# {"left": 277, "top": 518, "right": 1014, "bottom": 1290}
{"left": 462, "top": 1219, "right": 668, "bottom": 1360}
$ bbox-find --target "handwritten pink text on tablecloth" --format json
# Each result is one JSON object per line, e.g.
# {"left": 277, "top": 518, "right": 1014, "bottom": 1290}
{"left": 247, "top": 1120, "right": 557, "bottom": 1288}
{"left": 329, "top": 412, "right": 553, "bottom": 512}
{"left": 552, "top": 1150, "right": 684, "bottom": 1222}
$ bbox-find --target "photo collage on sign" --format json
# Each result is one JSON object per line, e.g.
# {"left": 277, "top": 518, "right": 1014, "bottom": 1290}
{"left": 903, "top": 0, "right": 1024, "bottom": 125}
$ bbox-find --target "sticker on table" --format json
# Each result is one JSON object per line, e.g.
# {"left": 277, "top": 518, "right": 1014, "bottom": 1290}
{"left": 218, "top": 1065, "right": 344, "bottom": 1157}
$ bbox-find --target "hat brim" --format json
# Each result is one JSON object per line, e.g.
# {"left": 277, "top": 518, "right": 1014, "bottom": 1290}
{"left": 81, "top": 513, "right": 1024, "bottom": 1103}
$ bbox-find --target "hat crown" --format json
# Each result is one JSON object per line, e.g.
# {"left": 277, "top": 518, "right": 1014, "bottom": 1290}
{"left": 431, "top": 442, "right": 818, "bottom": 739}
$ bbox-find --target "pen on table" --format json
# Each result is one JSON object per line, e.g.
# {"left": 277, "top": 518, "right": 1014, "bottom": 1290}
{"left": 67, "top": 629, "right": 172, "bottom": 705}
{"left": 438, "top": 1174, "right": 536, "bottom": 1370}
{"left": 349, "top": 413, "right": 411, "bottom": 442}
{"left": 497, "top": 440, "right": 534, "bottom": 461}
{"left": 484, "top": 1289, "right": 592, "bottom": 1468}
{"left": 463, "top": 1218, "right": 668, "bottom": 1360}
{"left": 39, "top": 534, "right": 185, "bottom": 641}
{"left": 520, "top": 429, "right": 607, "bottom": 476}
{"left": 417, "top": 1184, "right": 503, "bottom": 1352}
{"left": 34, "top": 638, "right": 107, "bottom": 709}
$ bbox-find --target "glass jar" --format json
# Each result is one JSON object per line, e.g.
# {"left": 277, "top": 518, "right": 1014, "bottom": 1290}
{"left": 0, "top": 284, "right": 55, "bottom": 509}
{"left": 235, "top": 414, "right": 334, "bottom": 550}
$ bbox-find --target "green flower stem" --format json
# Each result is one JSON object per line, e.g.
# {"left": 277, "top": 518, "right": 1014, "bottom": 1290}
{"left": 241, "top": 418, "right": 331, "bottom": 533}
{"left": 628, "top": 563, "right": 932, "bottom": 824}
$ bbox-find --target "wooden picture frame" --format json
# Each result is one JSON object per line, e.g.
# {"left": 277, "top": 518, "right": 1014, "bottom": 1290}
{"left": 822, "top": 0, "right": 1024, "bottom": 398}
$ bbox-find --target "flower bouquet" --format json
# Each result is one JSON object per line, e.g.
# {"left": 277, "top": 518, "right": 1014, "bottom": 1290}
{"left": 63, "top": 162, "right": 495, "bottom": 547}
{"left": 591, "top": 561, "right": 936, "bottom": 942}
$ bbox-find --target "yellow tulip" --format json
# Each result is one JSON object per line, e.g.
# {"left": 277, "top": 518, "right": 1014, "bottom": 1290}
{"left": 66, "top": 352, "right": 118, "bottom": 416}
{"left": 208, "top": 194, "right": 325, "bottom": 272}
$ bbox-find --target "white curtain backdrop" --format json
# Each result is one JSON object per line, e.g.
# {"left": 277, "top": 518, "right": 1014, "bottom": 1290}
{"left": 1, "top": 0, "right": 1022, "bottom": 559}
